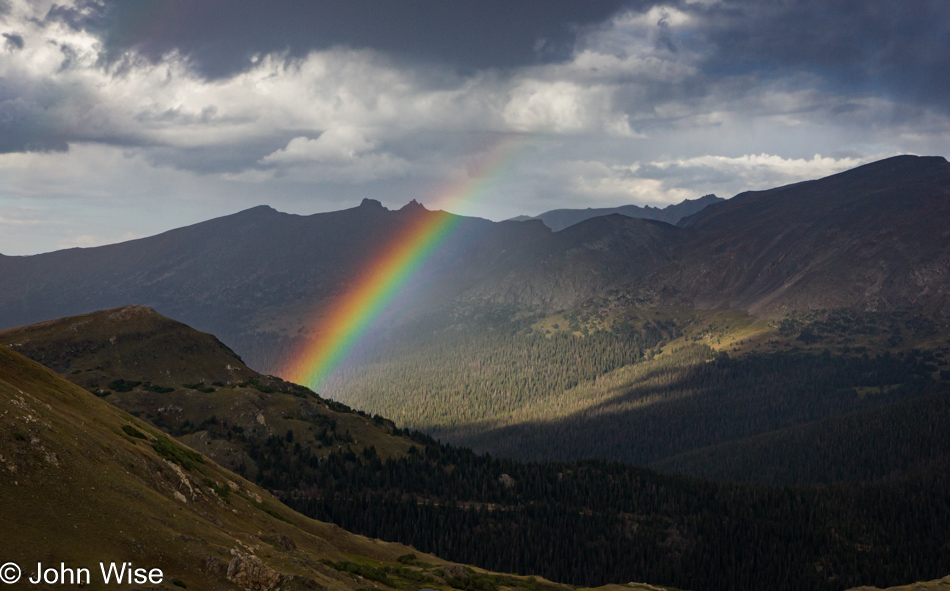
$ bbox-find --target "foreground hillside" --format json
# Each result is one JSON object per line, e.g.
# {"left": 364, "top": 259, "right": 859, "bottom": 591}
{"left": 0, "top": 306, "right": 418, "bottom": 480}
{"left": 5, "top": 308, "right": 950, "bottom": 591}
{"left": 0, "top": 345, "right": 452, "bottom": 591}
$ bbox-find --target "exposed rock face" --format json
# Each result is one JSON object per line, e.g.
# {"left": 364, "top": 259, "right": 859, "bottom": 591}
{"left": 438, "top": 564, "right": 466, "bottom": 578}
{"left": 227, "top": 551, "right": 283, "bottom": 591}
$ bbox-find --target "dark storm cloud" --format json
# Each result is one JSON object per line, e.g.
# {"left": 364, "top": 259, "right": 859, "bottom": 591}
{"left": 697, "top": 0, "right": 950, "bottom": 111}
{"left": 0, "top": 75, "right": 146, "bottom": 155}
{"left": 2, "top": 32, "right": 23, "bottom": 50}
{"left": 0, "top": 78, "right": 71, "bottom": 153}
{"left": 144, "top": 134, "right": 312, "bottom": 175}
{"left": 56, "top": 0, "right": 633, "bottom": 78}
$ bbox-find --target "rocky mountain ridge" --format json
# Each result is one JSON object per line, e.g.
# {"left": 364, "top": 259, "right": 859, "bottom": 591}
{"left": 509, "top": 193, "right": 724, "bottom": 230}
{"left": 0, "top": 155, "right": 948, "bottom": 375}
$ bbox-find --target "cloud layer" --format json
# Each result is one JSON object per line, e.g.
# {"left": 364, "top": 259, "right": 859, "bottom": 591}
{"left": 1, "top": 0, "right": 948, "bottom": 254}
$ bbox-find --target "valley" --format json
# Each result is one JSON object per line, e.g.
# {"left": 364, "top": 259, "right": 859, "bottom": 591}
{"left": 2, "top": 155, "right": 950, "bottom": 590}
{"left": 4, "top": 306, "right": 950, "bottom": 591}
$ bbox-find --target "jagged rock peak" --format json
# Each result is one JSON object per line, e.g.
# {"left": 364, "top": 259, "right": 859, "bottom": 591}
{"left": 399, "top": 199, "right": 428, "bottom": 212}
{"left": 359, "top": 198, "right": 384, "bottom": 209}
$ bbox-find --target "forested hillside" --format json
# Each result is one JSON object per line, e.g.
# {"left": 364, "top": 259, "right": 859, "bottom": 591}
{"left": 6, "top": 307, "right": 950, "bottom": 591}
{"left": 268, "top": 429, "right": 950, "bottom": 591}
{"left": 330, "top": 313, "right": 675, "bottom": 427}
{"left": 653, "top": 389, "right": 950, "bottom": 485}
{"left": 331, "top": 299, "right": 950, "bottom": 475}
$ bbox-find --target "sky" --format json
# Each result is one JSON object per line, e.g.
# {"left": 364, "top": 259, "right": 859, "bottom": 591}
{"left": 1, "top": 0, "right": 949, "bottom": 255}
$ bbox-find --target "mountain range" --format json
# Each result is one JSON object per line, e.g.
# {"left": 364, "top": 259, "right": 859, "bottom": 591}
{"left": 1, "top": 154, "right": 950, "bottom": 474}
{"left": 508, "top": 193, "right": 724, "bottom": 230}
{"left": 2, "top": 156, "right": 949, "bottom": 367}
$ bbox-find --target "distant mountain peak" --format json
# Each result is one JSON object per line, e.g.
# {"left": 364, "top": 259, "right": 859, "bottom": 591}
{"left": 243, "top": 204, "right": 278, "bottom": 214}
{"left": 359, "top": 198, "right": 385, "bottom": 209}
{"left": 399, "top": 199, "right": 428, "bottom": 213}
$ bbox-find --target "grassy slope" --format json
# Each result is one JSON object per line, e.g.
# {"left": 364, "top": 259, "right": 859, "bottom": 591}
{"left": 848, "top": 577, "right": 950, "bottom": 591}
{"left": 0, "top": 306, "right": 419, "bottom": 478}
{"left": 0, "top": 345, "right": 435, "bottom": 590}
{"left": 0, "top": 304, "right": 259, "bottom": 385}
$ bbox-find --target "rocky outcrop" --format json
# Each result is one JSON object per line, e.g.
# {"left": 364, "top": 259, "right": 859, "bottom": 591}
{"left": 227, "top": 551, "right": 282, "bottom": 591}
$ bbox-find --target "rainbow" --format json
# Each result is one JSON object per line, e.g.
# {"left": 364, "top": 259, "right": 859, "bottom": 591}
{"left": 281, "top": 137, "right": 526, "bottom": 392}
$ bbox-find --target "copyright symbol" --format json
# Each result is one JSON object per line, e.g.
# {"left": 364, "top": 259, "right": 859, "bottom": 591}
{"left": 0, "top": 563, "right": 20, "bottom": 584}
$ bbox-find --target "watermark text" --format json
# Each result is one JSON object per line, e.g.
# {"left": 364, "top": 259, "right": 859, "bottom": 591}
{"left": 0, "top": 562, "right": 164, "bottom": 585}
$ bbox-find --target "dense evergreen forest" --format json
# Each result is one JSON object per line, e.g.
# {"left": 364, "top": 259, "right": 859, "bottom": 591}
{"left": 242, "top": 430, "right": 950, "bottom": 591}
{"left": 330, "top": 316, "right": 677, "bottom": 428}
{"left": 183, "top": 346, "right": 950, "bottom": 591}
{"left": 654, "top": 389, "right": 950, "bottom": 484}
{"left": 447, "top": 346, "right": 941, "bottom": 465}
{"left": 333, "top": 317, "right": 945, "bottom": 470}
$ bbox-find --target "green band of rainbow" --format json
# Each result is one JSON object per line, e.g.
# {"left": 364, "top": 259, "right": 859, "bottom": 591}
{"left": 281, "top": 138, "right": 525, "bottom": 392}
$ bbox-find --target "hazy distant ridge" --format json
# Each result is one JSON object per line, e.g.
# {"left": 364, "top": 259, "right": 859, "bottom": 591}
{"left": 509, "top": 194, "right": 724, "bottom": 230}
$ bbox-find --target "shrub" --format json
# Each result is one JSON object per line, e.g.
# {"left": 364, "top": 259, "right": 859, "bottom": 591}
{"left": 183, "top": 382, "right": 215, "bottom": 393}
{"left": 107, "top": 379, "right": 142, "bottom": 393}
{"left": 122, "top": 425, "right": 147, "bottom": 440}
{"left": 152, "top": 435, "right": 204, "bottom": 471}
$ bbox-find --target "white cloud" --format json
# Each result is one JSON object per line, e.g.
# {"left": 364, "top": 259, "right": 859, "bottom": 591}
{"left": 572, "top": 173, "right": 696, "bottom": 204}
{"left": 262, "top": 128, "right": 377, "bottom": 164}
{"left": 541, "top": 152, "right": 894, "bottom": 211}
{"left": 567, "top": 49, "right": 698, "bottom": 83}
{"left": 552, "top": 160, "right": 693, "bottom": 206}
{"left": 256, "top": 128, "right": 413, "bottom": 183}
{"left": 0, "top": 215, "right": 51, "bottom": 226}
{"left": 502, "top": 80, "right": 636, "bottom": 136}
{"left": 649, "top": 153, "right": 888, "bottom": 190}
